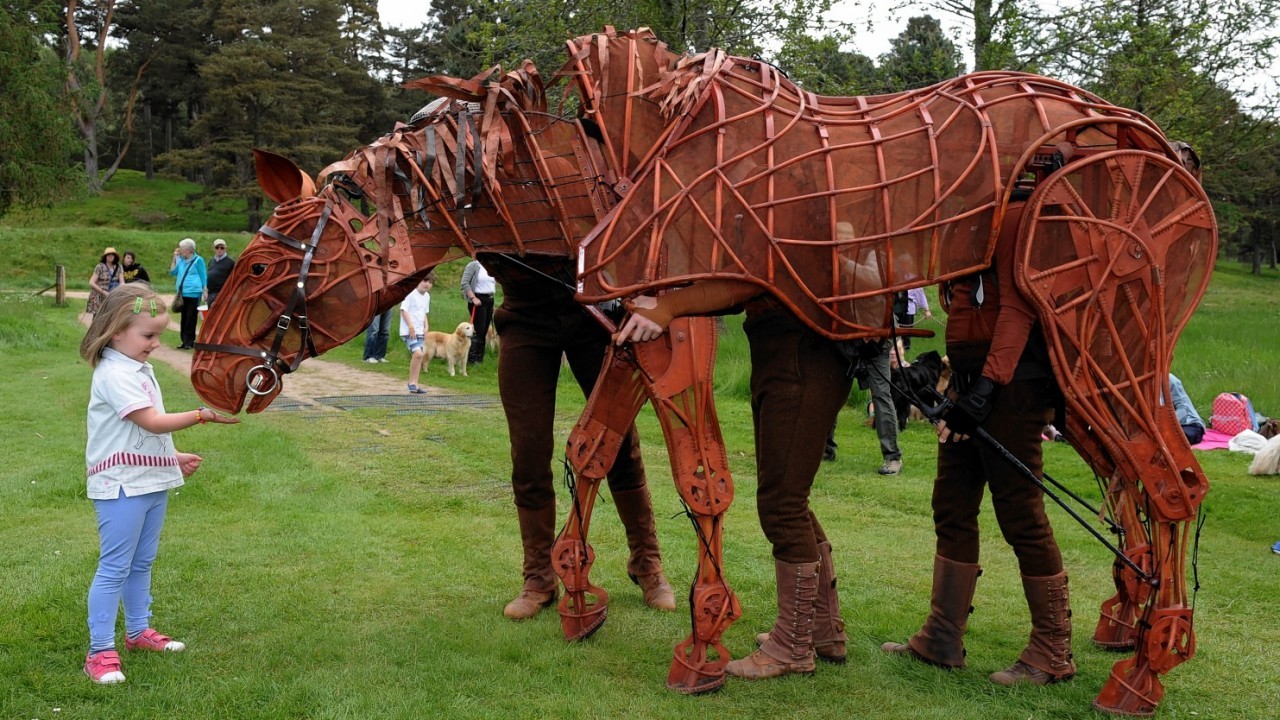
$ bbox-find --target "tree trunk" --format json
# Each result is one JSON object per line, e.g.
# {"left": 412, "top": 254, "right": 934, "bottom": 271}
{"left": 143, "top": 102, "right": 154, "bottom": 180}
{"left": 246, "top": 194, "right": 263, "bottom": 232}
{"left": 973, "top": 0, "right": 994, "bottom": 71}
{"left": 1251, "top": 219, "right": 1264, "bottom": 275}
{"left": 83, "top": 124, "right": 101, "bottom": 193}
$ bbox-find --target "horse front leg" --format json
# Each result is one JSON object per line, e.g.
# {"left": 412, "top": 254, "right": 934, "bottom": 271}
{"left": 558, "top": 342, "right": 651, "bottom": 641}
{"left": 630, "top": 317, "right": 741, "bottom": 694}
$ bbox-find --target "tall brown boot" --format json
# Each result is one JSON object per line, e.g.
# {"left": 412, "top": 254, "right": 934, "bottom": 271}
{"left": 882, "top": 555, "right": 981, "bottom": 668}
{"left": 503, "top": 505, "right": 559, "bottom": 620}
{"left": 755, "top": 541, "right": 845, "bottom": 662}
{"left": 611, "top": 486, "right": 676, "bottom": 612}
{"left": 990, "top": 571, "right": 1076, "bottom": 685}
{"left": 727, "top": 560, "right": 820, "bottom": 680}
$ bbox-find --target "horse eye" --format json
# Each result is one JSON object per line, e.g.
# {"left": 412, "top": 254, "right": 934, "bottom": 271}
{"left": 251, "top": 263, "right": 267, "bottom": 276}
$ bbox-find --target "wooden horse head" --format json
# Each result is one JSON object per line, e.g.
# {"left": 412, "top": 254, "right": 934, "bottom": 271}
{"left": 190, "top": 66, "right": 611, "bottom": 414}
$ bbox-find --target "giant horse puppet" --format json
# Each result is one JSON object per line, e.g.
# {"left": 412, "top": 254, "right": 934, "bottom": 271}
{"left": 190, "top": 27, "right": 1214, "bottom": 716}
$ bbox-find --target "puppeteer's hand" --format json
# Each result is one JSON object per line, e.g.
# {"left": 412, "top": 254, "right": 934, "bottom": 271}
{"left": 614, "top": 295, "right": 665, "bottom": 345}
{"left": 177, "top": 452, "right": 202, "bottom": 477}
{"left": 935, "top": 419, "right": 970, "bottom": 444}
{"left": 938, "top": 376, "right": 998, "bottom": 438}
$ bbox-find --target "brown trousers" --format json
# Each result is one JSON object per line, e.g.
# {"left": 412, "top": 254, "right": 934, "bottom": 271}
{"left": 932, "top": 374, "right": 1063, "bottom": 577}
{"left": 495, "top": 293, "right": 647, "bottom": 514}
{"left": 745, "top": 304, "right": 853, "bottom": 563}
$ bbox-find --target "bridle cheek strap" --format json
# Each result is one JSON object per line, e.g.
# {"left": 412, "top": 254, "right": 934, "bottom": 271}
{"left": 194, "top": 204, "right": 331, "bottom": 390}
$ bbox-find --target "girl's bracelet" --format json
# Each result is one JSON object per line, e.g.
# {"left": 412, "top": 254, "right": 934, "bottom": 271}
{"left": 195, "top": 407, "right": 208, "bottom": 425}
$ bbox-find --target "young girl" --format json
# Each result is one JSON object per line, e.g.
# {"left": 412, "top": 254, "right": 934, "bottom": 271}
{"left": 78, "top": 283, "right": 238, "bottom": 684}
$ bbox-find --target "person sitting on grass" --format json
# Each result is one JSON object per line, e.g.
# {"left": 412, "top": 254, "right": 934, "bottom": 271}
{"left": 401, "top": 272, "right": 435, "bottom": 394}
{"left": 78, "top": 283, "right": 238, "bottom": 685}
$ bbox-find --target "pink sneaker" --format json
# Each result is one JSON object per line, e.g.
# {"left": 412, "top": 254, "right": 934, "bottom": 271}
{"left": 125, "top": 628, "right": 186, "bottom": 652}
{"left": 84, "top": 650, "right": 126, "bottom": 684}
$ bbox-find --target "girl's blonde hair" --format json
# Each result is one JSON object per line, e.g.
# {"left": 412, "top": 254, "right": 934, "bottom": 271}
{"left": 80, "top": 282, "right": 168, "bottom": 367}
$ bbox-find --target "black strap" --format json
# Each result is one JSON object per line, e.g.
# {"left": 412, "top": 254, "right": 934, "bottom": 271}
{"left": 175, "top": 259, "right": 194, "bottom": 298}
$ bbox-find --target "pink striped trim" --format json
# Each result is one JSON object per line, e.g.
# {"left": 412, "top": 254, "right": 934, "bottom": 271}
{"left": 87, "top": 451, "right": 180, "bottom": 477}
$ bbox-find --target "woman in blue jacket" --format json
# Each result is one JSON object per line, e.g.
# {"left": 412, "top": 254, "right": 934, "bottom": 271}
{"left": 168, "top": 238, "right": 207, "bottom": 349}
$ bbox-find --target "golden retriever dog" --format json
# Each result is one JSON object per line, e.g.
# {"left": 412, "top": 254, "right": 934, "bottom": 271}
{"left": 486, "top": 322, "right": 499, "bottom": 355}
{"left": 423, "top": 322, "right": 475, "bottom": 377}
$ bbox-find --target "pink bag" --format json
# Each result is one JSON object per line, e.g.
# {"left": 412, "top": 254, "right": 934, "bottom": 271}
{"left": 1210, "top": 392, "right": 1254, "bottom": 435}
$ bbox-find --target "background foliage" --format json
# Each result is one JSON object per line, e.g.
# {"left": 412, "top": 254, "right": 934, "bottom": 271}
{"left": 1, "top": 0, "right": 1276, "bottom": 269}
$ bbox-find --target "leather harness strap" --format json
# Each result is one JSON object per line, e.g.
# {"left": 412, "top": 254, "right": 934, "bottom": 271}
{"left": 194, "top": 204, "right": 330, "bottom": 394}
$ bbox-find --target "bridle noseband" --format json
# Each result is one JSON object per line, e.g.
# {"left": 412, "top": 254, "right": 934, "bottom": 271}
{"left": 194, "top": 202, "right": 331, "bottom": 397}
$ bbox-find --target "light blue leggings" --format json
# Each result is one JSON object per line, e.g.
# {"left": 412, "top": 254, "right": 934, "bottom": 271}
{"left": 87, "top": 489, "right": 168, "bottom": 652}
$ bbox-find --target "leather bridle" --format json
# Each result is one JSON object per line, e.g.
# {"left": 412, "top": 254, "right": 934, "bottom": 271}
{"left": 194, "top": 202, "right": 331, "bottom": 398}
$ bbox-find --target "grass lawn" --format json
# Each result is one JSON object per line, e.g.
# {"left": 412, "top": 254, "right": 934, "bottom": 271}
{"left": 2, "top": 175, "right": 1278, "bottom": 718}
{"left": 2, "top": 279, "right": 1278, "bottom": 719}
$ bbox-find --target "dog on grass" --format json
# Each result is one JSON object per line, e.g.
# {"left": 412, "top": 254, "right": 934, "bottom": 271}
{"left": 891, "top": 350, "right": 948, "bottom": 429}
{"left": 424, "top": 322, "right": 475, "bottom": 377}
{"left": 486, "top": 322, "right": 499, "bottom": 355}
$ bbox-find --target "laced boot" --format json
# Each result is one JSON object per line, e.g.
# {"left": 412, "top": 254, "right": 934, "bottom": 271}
{"left": 503, "top": 505, "right": 559, "bottom": 620}
{"left": 881, "top": 555, "right": 981, "bottom": 668}
{"left": 756, "top": 541, "right": 845, "bottom": 662}
{"left": 990, "top": 571, "right": 1076, "bottom": 685}
{"left": 727, "top": 560, "right": 820, "bottom": 680}
{"left": 612, "top": 486, "right": 676, "bottom": 611}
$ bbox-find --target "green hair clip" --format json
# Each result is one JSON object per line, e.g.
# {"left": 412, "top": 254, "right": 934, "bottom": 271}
{"left": 132, "top": 297, "right": 158, "bottom": 317}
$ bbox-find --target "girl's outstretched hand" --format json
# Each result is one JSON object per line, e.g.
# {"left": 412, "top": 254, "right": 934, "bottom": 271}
{"left": 177, "top": 452, "right": 202, "bottom": 477}
{"left": 200, "top": 407, "right": 240, "bottom": 424}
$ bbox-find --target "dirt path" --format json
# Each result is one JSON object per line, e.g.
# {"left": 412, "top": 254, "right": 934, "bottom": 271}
{"left": 70, "top": 291, "right": 442, "bottom": 410}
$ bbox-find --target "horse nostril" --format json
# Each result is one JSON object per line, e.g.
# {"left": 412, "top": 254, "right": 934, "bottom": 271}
{"left": 251, "top": 263, "right": 267, "bottom": 275}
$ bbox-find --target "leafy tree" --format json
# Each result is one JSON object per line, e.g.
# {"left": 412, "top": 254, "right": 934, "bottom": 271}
{"left": 775, "top": 33, "right": 880, "bottom": 94}
{"left": 159, "top": 0, "right": 390, "bottom": 229}
{"left": 0, "top": 0, "right": 82, "bottom": 216}
{"left": 64, "top": 0, "right": 149, "bottom": 192}
{"left": 111, "top": 0, "right": 211, "bottom": 179}
{"left": 1037, "top": 0, "right": 1280, "bottom": 269}
{"left": 877, "top": 15, "right": 964, "bottom": 90}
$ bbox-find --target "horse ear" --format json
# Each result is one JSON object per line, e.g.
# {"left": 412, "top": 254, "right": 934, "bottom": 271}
{"left": 254, "top": 149, "right": 317, "bottom": 203}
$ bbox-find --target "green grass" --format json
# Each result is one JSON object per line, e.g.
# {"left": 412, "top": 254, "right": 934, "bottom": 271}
{"left": 2, "top": 174, "right": 1279, "bottom": 718}
{"left": 0, "top": 171, "right": 248, "bottom": 292}
{"left": 2, "top": 276, "right": 1279, "bottom": 719}
{"left": 5, "top": 169, "right": 246, "bottom": 233}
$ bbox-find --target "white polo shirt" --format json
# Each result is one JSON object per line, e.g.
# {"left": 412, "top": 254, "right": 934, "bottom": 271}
{"left": 85, "top": 348, "right": 184, "bottom": 500}
{"left": 399, "top": 289, "right": 431, "bottom": 336}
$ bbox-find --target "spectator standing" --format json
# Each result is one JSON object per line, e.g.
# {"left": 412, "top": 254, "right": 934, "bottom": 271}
{"left": 87, "top": 247, "right": 121, "bottom": 315}
{"left": 400, "top": 274, "right": 434, "bottom": 393}
{"left": 362, "top": 307, "right": 394, "bottom": 363}
{"left": 167, "top": 238, "right": 206, "bottom": 350}
{"left": 460, "top": 259, "right": 496, "bottom": 364}
{"left": 120, "top": 251, "right": 150, "bottom": 285}
{"left": 820, "top": 339, "right": 903, "bottom": 476}
{"left": 892, "top": 253, "right": 932, "bottom": 351}
{"left": 205, "top": 239, "right": 235, "bottom": 306}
